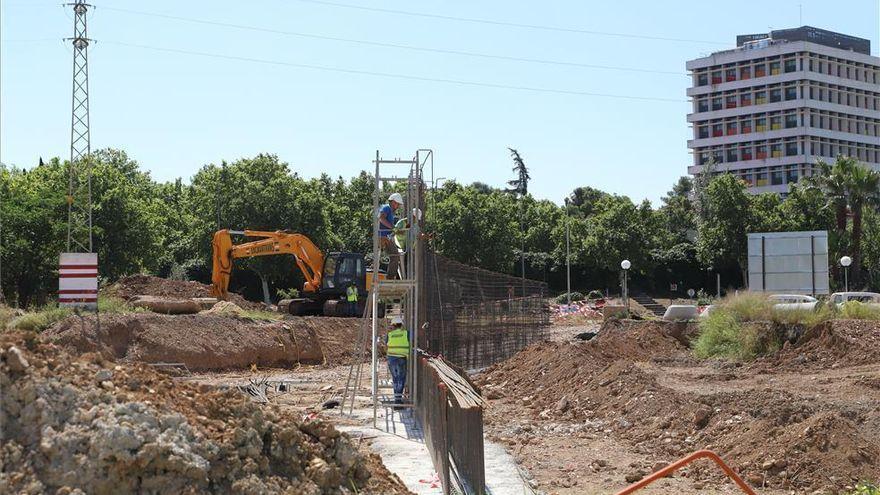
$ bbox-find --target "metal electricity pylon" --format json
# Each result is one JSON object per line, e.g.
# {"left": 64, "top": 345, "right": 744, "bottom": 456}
{"left": 65, "top": 0, "right": 93, "bottom": 252}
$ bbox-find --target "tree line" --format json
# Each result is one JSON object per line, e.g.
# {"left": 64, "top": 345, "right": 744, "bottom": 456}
{"left": 1, "top": 149, "right": 878, "bottom": 307}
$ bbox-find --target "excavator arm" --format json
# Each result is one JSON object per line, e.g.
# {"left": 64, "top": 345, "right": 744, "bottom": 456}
{"left": 210, "top": 229, "right": 325, "bottom": 299}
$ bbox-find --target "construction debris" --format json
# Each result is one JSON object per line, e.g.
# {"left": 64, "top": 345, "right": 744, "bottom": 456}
{"left": 0, "top": 332, "right": 411, "bottom": 494}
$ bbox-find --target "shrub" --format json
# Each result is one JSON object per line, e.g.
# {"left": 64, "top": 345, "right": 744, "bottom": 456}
{"left": 587, "top": 290, "right": 604, "bottom": 300}
{"left": 277, "top": 287, "right": 300, "bottom": 299}
{"left": 693, "top": 309, "right": 743, "bottom": 359}
{"left": 839, "top": 301, "right": 880, "bottom": 320}
{"left": 554, "top": 292, "right": 584, "bottom": 304}
{"left": 9, "top": 306, "right": 72, "bottom": 332}
{"left": 722, "top": 292, "right": 774, "bottom": 321}
{"left": 850, "top": 482, "right": 880, "bottom": 495}
{"left": 7, "top": 296, "right": 140, "bottom": 332}
{"left": 695, "top": 289, "right": 713, "bottom": 306}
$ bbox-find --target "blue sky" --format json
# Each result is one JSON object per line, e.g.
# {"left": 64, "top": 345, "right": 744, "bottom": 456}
{"left": 2, "top": 0, "right": 878, "bottom": 205}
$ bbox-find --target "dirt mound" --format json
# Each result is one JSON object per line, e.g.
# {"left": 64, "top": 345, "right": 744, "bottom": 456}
{"left": 107, "top": 274, "right": 259, "bottom": 309}
{"left": 476, "top": 319, "right": 692, "bottom": 416}
{"left": 45, "top": 313, "right": 367, "bottom": 370}
{"left": 760, "top": 319, "right": 880, "bottom": 370}
{"left": 479, "top": 319, "right": 880, "bottom": 491}
{"left": 0, "top": 332, "right": 410, "bottom": 494}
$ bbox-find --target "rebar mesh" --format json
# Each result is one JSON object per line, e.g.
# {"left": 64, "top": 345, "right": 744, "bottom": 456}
{"left": 419, "top": 249, "right": 549, "bottom": 370}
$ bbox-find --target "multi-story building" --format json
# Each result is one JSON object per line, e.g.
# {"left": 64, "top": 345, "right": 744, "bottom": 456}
{"left": 687, "top": 26, "right": 880, "bottom": 194}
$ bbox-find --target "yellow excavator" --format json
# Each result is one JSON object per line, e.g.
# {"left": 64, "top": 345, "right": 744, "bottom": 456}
{"left": 210, "top": 229, "right": 384, "bottom": 316}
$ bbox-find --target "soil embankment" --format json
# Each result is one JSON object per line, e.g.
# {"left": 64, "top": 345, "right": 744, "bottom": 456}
{"left": 45, "top": 313, "right": 367, "bottom": 370}
{"left": 477, "top": 318, "right": 880, "bottom": 493}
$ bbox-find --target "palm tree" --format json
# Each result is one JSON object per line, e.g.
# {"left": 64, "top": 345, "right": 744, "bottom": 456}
{"left": 847, "top": 164, "right": 880, "bottom": 286}
{"left": 807, "top": 156, "right": 880, "bottom": 287}
{"left": 806, "top": 159, "right": 850, "bottom": 234}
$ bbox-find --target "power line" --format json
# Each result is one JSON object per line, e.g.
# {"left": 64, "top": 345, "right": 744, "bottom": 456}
{"left": 102, "top": 40, "right": 688, "bottom": 103}
{"left": 289, "top": 0, "right": 730, "bottom": 45}
{"left": 99, "top": 6, "right": 686, "bottom": 76}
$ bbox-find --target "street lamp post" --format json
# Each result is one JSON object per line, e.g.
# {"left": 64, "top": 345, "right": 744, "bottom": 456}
{"left": 621, "top": 260, "right": 631, "bottom": 311}
{"left": 840, "top": 256, "right": 852, "bottom": 291}
{"left": 565, "top": 198, "right": 571, "bottom": 307}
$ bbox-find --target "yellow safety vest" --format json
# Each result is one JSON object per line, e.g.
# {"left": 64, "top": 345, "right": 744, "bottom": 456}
{"left": 386, "top": 328, "right": 410, "bottom": 358}
{"left": 346, "top": 286, "right": 358, "bottom": 302}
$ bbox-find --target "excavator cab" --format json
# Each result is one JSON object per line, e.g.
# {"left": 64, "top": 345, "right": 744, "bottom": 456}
{"left": 321, "top": 253, "right": 366, "bottom": 294}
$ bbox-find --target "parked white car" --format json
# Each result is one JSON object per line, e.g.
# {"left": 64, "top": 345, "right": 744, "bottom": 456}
{"left": 769, "top": 294, "right": 819, "bottom": 312}
{"left": 828, "top": 292, "right": 880, "bottom": 307}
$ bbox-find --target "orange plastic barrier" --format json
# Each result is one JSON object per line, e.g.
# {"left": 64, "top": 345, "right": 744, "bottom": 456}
{"left": 614, "top": 450, "right": 757, "bottom": 495}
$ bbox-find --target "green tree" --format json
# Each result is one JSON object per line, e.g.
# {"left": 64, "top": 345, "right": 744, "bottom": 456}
{"left": 430, "top": 183, "right": 519, "bottom": 273}
{"left": 187, "top": 154, "right": 333, "bottom": 302}
{"left": 696, "top": 174, "right": 752, "bottom": 283}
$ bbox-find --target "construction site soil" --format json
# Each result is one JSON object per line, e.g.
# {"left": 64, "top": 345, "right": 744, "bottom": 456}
{"left": 476, "top": 319, "right": 880, "bottom": 494}
{"left": 0, "top": 331, "right": 411, "bottom": 494}
{"left": 106, "top": 274, "right": 260, "bottom": 309}
{"left": 45, "top": 312, "right": 367, "bottom": 371}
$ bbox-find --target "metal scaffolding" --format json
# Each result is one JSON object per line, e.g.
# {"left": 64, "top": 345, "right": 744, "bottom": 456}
{"left": 341, "top": 149, "right": 431, "bottom": 426}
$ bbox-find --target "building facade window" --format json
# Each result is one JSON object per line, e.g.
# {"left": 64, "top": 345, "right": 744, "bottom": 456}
{"left": 756, "top": 171, "right": 768, "bottom": 186}
{"left": 784, "top": 58, "right": 797, "bottom": 73}
{"left": 740, "top": 66, "right": 751, "bottom": 79}
{"left": 771, "top": 169, "right": 784, "bottom": 185}
{"left": 727, "top": 121, "right": 737, "bottom": 135}
{"left": 785, "top": 141, "right": 799, "bottom": 156}
{"left": 770, "top": 116, "right": 782, "bottom": 130}
{"left": 785, "top": 114, "right": 798, "bottom": 129}
{"left": 756, "top": 118, "right": 767, "bottom": 132}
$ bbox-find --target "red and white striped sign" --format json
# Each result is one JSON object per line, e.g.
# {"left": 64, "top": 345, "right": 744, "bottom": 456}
{"left": 59, "top": 252, "right": 98, "bottom": 308}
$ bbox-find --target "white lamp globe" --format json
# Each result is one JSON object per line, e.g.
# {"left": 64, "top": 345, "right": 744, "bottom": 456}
{"left": 840, "top": 256, "right": 852, "bottom": 267}
{"left": 621, "top": 260, "right": 631, "bottom": 270}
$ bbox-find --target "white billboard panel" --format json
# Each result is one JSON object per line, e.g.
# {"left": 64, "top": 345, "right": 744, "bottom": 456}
{"left": 747, "top": 231, "right": 829, "bottom": 295}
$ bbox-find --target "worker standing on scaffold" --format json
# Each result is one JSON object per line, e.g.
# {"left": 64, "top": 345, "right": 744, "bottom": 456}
{"left": 378, "top": 193, "right": 403, "bottom": 279}
{"left": 385, "top": 316, "right": 410, "bottom": 409}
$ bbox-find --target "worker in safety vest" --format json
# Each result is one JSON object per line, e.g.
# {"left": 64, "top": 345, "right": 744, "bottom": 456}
{"left": 393, "top": 208, "right": 423, "bottom": 252}
{"left": 345, "top": 284, "right": 358, "bottom": 317}
{"left": 385, "top": 316, "right": 410, "bottom": 408}
{"left": 378, "top": 193, "right": 403, "bottom": 279}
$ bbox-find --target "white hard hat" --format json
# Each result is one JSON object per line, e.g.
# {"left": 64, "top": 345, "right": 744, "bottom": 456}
{"left": 388, "top": 193, "right": 404, "bottom": 205}
{"left": 391, "top": 316, "right": 403, "bottom": 325}
{"left": 412, "top": 208, "right": 422, "bottom": 221}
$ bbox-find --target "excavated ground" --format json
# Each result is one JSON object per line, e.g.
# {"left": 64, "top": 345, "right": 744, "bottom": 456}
{"left": 44, "top": 312, "right": 368, "bottom": 371}
{"left": 106, "top": 274, "right": 261, "bottom": 309}
{"left": 476, "top": 319, "right": 880, "bottom": 494}
{"left": 0, "top": 331, "right": 411, "bottom": 494}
